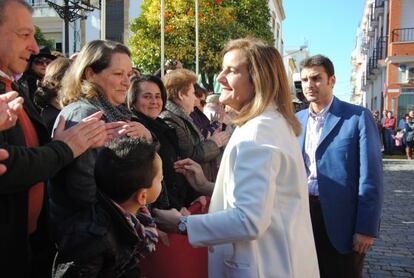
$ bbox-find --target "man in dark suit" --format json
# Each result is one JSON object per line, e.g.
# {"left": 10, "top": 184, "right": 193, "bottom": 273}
{"left": 0, "top": 0, "right": 107, "bottom": 276}
{"left": 296, "top": 55, "right": 383, "bottom": 278}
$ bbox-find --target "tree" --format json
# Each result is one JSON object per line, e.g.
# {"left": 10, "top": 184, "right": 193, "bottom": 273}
{"left": 129, "top": 0, "right": 274, "bottom": 91}
{"left": 34, "top": 26, "right": 55, "bottom": 50}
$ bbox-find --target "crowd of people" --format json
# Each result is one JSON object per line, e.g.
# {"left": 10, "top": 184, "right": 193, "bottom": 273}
{"left": 1, "top": 0, "right": 384, "bottom": 277}
{"left": 371, "top": 108, "right": 414, "bottom": 159}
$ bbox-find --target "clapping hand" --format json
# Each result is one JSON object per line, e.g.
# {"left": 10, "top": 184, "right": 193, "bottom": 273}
{"left": 0, "top": 148, "right": 9, "bottom": 176}
{"left": 53, "top": 112, "right": 107, "bottom": 158}
{"left": 0, "top": 91, "right": 23, "bottom": 132}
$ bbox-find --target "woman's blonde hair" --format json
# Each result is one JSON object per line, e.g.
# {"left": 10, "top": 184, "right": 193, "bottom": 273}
{"left": 224, "top": 38, "right": 301, "bottom": 136}
{"left": 162, "top": 69, "right": 197, "bottom": 101}
{"left": 61, "top": 40, "right": 131, "bottom": 106}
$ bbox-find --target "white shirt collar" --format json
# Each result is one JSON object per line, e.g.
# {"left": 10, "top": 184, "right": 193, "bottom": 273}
{"left": 308, "top": 96, "right": 334, "bottom": 119}
{"left": 0, "top": 70, "right": 14, "bottom": 81}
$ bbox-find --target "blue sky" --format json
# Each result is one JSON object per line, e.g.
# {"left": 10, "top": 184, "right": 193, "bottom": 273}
{"left": 283, "top": 0, "right": 365, "bottom": 102}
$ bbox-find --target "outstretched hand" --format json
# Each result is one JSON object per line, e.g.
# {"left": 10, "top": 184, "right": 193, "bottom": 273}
{"left": 53, "top": 111, "right": 107, "bottom": 158}
{"left": 174, "top": 158, "right": 214, "bottom": 195}
{"left": 153, "top": 208, "right": 183, "bottom": 234}
{"left": 209, "top": 129, "right": 230, "bottom": 148}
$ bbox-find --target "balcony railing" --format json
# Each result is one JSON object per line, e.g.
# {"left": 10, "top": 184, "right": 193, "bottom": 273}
{"left": 26, "top": 0, "right": 49, "bottom": 7}
{"left": 369, "top": 3, "right": 375, "bottom": 22}
{"left": 361, "top": 72, "right": 367, "bottom": 89}
{"left": 392, "top": 28, "right": 414, "bottom": 42}
{"left": 375, "top": 0, "right": 385, "bottom": 8}
{"left": 367, "top": 36, "right": 388, "bottom": 76}
{"left": 375, "top": 36, "right": 388, "bottom": 59}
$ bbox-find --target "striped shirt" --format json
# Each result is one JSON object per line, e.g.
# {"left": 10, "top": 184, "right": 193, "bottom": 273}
{"left": 304, "top": 98, "right": 333, "bottom": 196}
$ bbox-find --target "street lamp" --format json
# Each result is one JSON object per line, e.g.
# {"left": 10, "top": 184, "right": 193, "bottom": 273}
{"left": 46, "top": 0, "right": 97, "bottom": 56}
{"left": 283, "top": 45, "right": 308, "bottom": 57}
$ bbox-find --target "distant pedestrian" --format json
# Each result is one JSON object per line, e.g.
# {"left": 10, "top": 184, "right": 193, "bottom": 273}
{"left": 383, "top": 110, "right": 396, "bottom": 154}
{"left": 404, "top": 114, "right": 414, "bottom": 159}
{"left": 296, "top": 54, "right": 383, "bottom": 278}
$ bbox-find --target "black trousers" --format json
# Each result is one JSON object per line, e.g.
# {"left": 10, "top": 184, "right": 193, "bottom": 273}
{"left": 309, "top": 195, "right": 365, "bottom": 278}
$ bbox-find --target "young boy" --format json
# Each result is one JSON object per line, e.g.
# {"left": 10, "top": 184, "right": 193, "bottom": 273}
{"left": 52, "top": 137, "right": 162, "bottom": 277}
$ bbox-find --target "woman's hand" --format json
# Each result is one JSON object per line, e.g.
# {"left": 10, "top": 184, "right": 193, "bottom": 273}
{"left": 124, "top": 121, "right": 152, "bottom": 140}
{"left": 209, "top": 129, "right": 230, "bottom": 148}
{"left": 105, "top": 121, "right": 152, "bottom": 142}
{"left": 174, "top": 158, "right": 214, "bottom": 195}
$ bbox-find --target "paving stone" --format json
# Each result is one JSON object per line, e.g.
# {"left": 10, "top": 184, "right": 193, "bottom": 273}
{"left": 363, "top": 159, "right": 414, "bottom": 277}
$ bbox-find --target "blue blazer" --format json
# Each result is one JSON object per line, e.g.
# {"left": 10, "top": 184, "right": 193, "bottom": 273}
{"left": 296, "top": 97, "right": 384, "bottom": 254}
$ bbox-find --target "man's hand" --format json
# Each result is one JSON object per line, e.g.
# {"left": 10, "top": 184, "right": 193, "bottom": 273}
{"left": 52, "top": 112, "right": 107, "bottom": 158}
{"left": 353, "top": 233, "right": 374, "bottom": 254}
{"left": 0, "top": 91, "right": 24, "bottom": 131}
{"left": 153, "top": 208, "right": 183, "bottom": 234}
{"left": 174, "top": 158, "right": 214, "bottom": 195}
{"left": 0, "top": 148, "right": 9, "bottom": 175}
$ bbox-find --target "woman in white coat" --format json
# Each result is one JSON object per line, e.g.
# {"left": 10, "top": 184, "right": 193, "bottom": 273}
{"left": 155, "top": 38, "right": 319, "bottom": 278}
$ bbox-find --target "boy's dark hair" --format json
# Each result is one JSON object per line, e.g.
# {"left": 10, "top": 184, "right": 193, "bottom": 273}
{"left": 300, "top": 55, "right": 335, "bottom": 78}
{"left": 95, "top": 137, "right": 160, "bottom": 204}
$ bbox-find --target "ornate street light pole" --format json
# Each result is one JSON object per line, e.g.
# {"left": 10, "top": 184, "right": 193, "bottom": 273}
{"left": 46, "top": 0, "right": 99, "bottom": 56}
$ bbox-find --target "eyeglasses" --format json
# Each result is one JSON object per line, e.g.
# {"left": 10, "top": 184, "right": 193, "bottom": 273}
{"left": 33, "top": 58, "right": 52, "bottom": 66}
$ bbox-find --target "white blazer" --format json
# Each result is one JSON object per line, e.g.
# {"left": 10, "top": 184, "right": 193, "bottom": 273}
{"left": 187, "top": 107, "right": 319, "bottom": 278}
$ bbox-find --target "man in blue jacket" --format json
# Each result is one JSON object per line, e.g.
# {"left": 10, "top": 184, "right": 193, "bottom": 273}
{"left": 296, "top": 55, "right": 383, "bottom": 278}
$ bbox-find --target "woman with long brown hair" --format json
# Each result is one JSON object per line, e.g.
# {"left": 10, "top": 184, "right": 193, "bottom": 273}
{"left": 156, "top": 38, "right": 319, "bottom": 277}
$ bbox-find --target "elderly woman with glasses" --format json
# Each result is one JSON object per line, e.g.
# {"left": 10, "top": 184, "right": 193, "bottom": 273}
{"left": 190, "top": 84, "right": 218, "bottom": 139}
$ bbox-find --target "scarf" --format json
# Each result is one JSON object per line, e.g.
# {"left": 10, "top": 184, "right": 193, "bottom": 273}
{"left": 89, "top": 91, "right": 132, "bottom": 122}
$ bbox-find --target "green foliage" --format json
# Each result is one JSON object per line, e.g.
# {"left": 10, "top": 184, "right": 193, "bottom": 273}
{"left": 34, "top": 26, "right": 55, "bottom": 50}
{"left": 129, "top": 0, "right": 274, "bottom": 90}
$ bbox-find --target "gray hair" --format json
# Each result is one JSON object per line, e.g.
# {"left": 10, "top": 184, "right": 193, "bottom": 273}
{"left": 0, "top": 0, "right": 33, "bottom": 26}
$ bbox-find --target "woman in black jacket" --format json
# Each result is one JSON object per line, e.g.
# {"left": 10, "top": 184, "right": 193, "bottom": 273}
{"left": 127, "top": 75, "right": 196, "bottom": 210}
{"left": 33, "top": 57, "right": 72, "bottom": 135}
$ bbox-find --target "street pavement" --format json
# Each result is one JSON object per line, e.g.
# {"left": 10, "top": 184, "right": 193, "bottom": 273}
{"left": 363, "top": 159, "right": 414, "bottom": 278}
